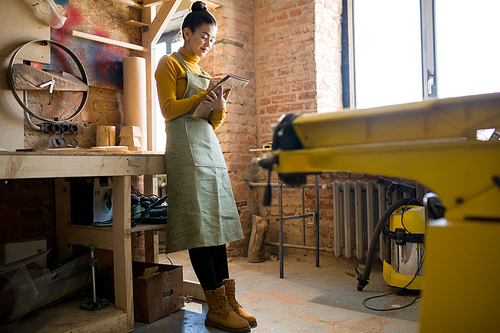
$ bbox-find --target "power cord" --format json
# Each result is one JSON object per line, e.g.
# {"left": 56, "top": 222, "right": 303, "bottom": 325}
{"left": 362, "top": 255, "right": 424, "bottom": 311}
{"left": 400, "top": 198, "right": 423, "bottom": 235}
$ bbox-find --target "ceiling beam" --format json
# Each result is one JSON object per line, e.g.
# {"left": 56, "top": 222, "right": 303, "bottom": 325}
{"left": 146, "top": 0, "right": 183, "bottom": 45}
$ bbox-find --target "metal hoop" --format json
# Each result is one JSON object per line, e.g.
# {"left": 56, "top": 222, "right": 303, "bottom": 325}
{"left": 8, "top": 39, "right": 89, "bottom": 123}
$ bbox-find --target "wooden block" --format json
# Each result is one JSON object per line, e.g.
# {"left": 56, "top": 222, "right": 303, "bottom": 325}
{"left": 120, "top": 126, "right": 142, "bottom": 137}
{"left": 96, "top": 126, "right": 116, "bottom": 146}
{"left": 119, "top": 136, "right": 141, "bottom": 148}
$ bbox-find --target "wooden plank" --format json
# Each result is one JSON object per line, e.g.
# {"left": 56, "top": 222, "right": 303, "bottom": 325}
{"left": 143, "top": 7, "right": 156, "bottom": 154}
{"left": 112, "top": 176, "right": 134, "bottom": 331}
{"left": 110, "top": 0, "right": 142, "bottom": 8}
{"left": 0, "top": 154, "right": 165, "bottom": 179}
{"left": 72, "top": 30, "right": 148, "bottom": 52}
{"left": 145, "top": 229, "right": 159, "bottom": 263}
{"left": 35, "top": 298, "right": 127, "bottom": 332}
{"left": 141, "top": 0, "right": 164, "bottom": 7}
{"left": 132, "top": 223, "right": 166, "bottom": 232}
{"left": 66, "top": 225, "right": 114, "bottom": 250}
{"left": 64, "top": 224, "right": 165, "bottom": 253}
{"left": 143, "top": 1, "right": 181, "bottom": 153}
{"left": 125, "top": 19, "right": 149, "bottom": 27}
{"left": 184, "top": 280, "right": 206, "bottom": 302}
{"left": 55, "top": 178, "right": 73, "bottom": 262}
{"left": 12, "top": 64, "right": 88, "bottom": 92}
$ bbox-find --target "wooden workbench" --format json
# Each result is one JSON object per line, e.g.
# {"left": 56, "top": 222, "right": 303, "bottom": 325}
{"left": 0, "top": 150, "right": 166, "bottom": 332}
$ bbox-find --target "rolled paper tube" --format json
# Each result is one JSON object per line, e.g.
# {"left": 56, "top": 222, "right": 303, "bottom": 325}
{"left": 123, "top": 57, "right": 147, "bottom": 151}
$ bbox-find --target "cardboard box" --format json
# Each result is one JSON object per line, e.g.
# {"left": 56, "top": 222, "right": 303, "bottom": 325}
{"left": 132, "top": 261, "right": 184, "bottom": 324}
{"left": 0, "top": 236, "right": 47, "bottom": 268}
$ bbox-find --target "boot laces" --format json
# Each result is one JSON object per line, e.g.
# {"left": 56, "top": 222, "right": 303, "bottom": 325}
{"left": 227, "top": 288, "right": 242, "bottom": 309}
{"left": 216, "top": 290, "right": 233, "bottom": 316}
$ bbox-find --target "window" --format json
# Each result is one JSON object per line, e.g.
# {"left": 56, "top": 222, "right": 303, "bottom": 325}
{"left": 154, "top": 28, "right": 184, "bottom": 152}
{"left": 343, "top": 0, "right": 500, "bottom": 109}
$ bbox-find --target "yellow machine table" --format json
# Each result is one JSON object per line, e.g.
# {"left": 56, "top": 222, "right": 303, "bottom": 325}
{"left": 263, "top": 92, "right": 500, "bottom": 332}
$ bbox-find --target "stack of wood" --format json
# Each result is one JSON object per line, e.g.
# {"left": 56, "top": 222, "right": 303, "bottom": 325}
{"left": 119, "top": 126, "right": 142, "bottom": 152}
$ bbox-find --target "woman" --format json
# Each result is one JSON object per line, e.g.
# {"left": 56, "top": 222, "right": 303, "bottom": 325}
{"left": 155, "top": 2, "right": 256, "bottom": 332}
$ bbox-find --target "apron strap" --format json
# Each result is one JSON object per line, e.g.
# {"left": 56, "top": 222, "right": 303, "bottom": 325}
{"left": 174, "top": 52, "right": 191, "bottom": 72}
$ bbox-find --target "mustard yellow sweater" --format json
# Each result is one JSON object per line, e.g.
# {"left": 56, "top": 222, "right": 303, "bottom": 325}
{"left": 155, "top": 47, "right": 225, "bottom": 131}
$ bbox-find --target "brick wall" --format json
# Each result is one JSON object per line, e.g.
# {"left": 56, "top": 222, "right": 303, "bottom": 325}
{"left": 255, "top": 0, "right": 318, "bottom": 145}
{"left": 0, "top": 179, "right": 57, "bottom": 267}
{"left": 198, "top": 0, "right": 258, "bottom": 256}
{"left": 253, "top": 0, "right": 344, "bottom": 254}
{"left": 315, "top": 0, "right": 343, "bottom": 113}
{"left": 25, "top": 87, "right": 124, "bottom": 149}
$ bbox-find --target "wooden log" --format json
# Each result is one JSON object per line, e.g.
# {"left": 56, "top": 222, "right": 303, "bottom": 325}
{"left": 247, "top": 215, "right": 270, "bottom": 263}
{"left": 12, "top": 64, "right": 88, "bottom": 92}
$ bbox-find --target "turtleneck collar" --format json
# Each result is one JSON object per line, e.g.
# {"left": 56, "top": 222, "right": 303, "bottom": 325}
{"left": 178, "top": 47, "right": 200, "bottom": 64}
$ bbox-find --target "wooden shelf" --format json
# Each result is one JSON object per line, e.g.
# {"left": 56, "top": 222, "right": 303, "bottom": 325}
{"left": 6, "top": 298, "right": 127, "bottom": 332}
{"left": 65, "top": 223, "right": 167, "bottom": 251}
{"left": 125, "top": 19, "right": 149, "bottom": 27}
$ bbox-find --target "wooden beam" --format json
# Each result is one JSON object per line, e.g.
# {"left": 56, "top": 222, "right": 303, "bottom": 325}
{"left": 205, "top": 1, "right": 221, "bottom": 9}
{"left": 147, "top": 0, "right": 183, "bottom": 45}
{"left": 144, "top": 230, "right": 159, "bottom": 263}
{"left": 55, "top": 178, "right": 73, "bottom": 262}
{"left": 72, "top": 30, "right": 148, "bottom": 52}
{"left": 66, "top": 225, "right": 114, "bottom": 250}
{"left": 142, "top": 0, "right": 182, "bottom": 154}
{"left": 140, "top": 0, "right": 164, "bottom": 7}
{"left": 110, "top": 0, "right": 142, "bottom": 8}
{"left": 0, "top": 153, "right": 165, "bottom": 179}
{"left": 112, "top": 176, "right": 134, "bottom": 331}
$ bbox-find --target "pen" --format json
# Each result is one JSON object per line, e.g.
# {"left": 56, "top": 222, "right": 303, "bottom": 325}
{"left": 198, "top": 74, "right": 211, "bottom": 79}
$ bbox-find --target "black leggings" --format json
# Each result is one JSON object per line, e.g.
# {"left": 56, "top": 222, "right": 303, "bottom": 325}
{"left": 188, "top": 244, "right": 229, "bottom": 290}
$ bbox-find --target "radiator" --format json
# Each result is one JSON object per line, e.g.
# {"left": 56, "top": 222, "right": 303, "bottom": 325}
{"left": 332, "top": 180, "right": 427, "bottom": 260}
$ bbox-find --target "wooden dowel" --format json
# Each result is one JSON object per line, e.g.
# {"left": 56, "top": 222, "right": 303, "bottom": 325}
{"left": 71, "top": 30, "right": 148, "bottom": 52}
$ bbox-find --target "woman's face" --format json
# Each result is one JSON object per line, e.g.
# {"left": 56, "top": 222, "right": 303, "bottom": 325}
{"left": 183, "top": 23, "right": 217, "bottom": 58}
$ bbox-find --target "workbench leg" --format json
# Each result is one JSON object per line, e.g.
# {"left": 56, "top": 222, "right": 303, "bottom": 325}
{"left": 145, "top": 230, "right": 159, "bottom": 263}
{"left": 112, "top": 176, "right": 134, "bottom": 332}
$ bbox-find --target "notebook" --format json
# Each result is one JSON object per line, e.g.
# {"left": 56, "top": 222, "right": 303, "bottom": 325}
{"left": 190, "top": 74, "right": 250, "bottom": 119}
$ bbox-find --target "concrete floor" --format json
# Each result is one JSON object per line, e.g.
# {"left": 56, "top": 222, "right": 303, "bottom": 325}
{"left": 134, "top": 251, "right": 420, "bottom": 333}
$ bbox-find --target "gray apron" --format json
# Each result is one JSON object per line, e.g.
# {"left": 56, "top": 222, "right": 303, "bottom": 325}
{"left": 164, "top": 52, "right": 244, "bottom": 254}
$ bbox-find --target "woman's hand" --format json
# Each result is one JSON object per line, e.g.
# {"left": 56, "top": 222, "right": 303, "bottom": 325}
{"left": 208, "top": 76, "right": 223, "bottom": 91}
{"left": 203, "top": 86, "right": 231, "bottom": 110}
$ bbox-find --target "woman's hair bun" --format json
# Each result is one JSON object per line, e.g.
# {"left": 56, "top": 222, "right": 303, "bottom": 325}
{"left": 191, "top": 1, "right": 207, "bottom": 12}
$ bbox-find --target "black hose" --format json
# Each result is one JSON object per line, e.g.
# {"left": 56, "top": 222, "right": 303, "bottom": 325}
{"left": 357, "top": 197, "right": 422, "bottom": 291}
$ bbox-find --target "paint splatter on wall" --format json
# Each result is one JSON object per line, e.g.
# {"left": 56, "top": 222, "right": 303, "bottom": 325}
{"left": 49, "top": 0, "right": 141, "bottom": 90}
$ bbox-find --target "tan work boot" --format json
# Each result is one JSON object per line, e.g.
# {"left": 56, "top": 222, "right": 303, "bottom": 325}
{"left": 222, "top": 278, "right": 258, "bottom": 327}
{"left": 203, "top": 285, "right": 251, "bottom": 332}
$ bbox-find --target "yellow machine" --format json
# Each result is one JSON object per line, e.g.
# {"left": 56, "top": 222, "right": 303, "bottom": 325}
{"left": 257, "top": 92, "right": 500, "bottom": 332}
{"left": 384, "top": 204, "right": 425, "bottom": 290}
